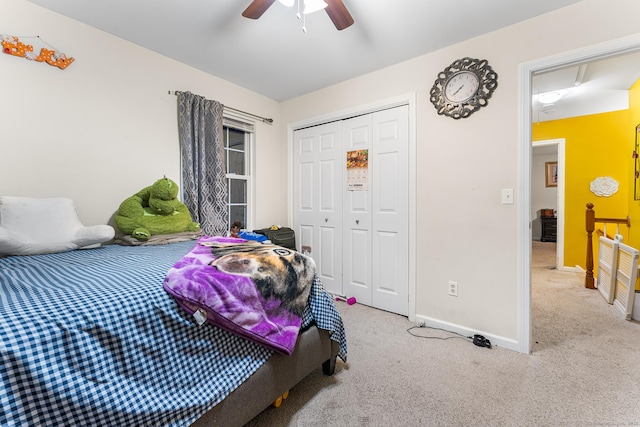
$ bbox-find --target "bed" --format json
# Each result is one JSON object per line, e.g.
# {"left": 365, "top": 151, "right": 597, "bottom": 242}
{"left": 0, "top": 239, "right": 346, "bottom": 426}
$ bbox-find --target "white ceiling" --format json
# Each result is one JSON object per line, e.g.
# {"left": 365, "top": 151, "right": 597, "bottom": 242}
{"left": 23, "top": 0, "right": 640, "bottom": 121}
{"left": 532, "top": 52, "right": 640, "bottom": 122}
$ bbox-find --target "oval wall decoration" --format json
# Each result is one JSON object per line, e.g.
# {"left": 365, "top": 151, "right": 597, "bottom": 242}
{"left": 589, "top": 176, "right": 619, "bottom": 197}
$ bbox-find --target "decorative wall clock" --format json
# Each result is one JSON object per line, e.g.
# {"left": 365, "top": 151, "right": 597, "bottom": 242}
{"left": 430, "top": 57, "right": 498, "bottom": 119}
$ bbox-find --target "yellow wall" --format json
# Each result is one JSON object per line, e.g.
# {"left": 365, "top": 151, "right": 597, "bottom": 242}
{"left": 628, "top": 80, "right": 640, "bottom": 251}
{"left": 533, "top": 110, "right": 630, "bottom": 269}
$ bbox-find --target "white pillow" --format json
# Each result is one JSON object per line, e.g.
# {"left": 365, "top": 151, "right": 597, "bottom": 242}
{"left": 0, "top": 196, "right": 115, "bottom": 256}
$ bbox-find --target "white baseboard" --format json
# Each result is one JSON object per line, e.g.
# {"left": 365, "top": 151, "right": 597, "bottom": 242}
{"left": 414, "top": 314, "right": 520, "bottom": 353}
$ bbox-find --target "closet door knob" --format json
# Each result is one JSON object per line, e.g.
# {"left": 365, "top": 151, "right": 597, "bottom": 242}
{"left": 325, "top": 218, "right": 328, "bottom": 222}
{"left": 356, "top": 219, "right": 360, "bottom": 225}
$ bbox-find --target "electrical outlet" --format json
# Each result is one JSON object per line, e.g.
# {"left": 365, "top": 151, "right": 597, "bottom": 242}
{"left": 448, "top": 281, "right": 458, "bottom": 297}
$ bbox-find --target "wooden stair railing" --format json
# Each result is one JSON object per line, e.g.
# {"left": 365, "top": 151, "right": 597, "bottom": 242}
{"left": 585, "top": 202, "right": 631, "bottom": 289}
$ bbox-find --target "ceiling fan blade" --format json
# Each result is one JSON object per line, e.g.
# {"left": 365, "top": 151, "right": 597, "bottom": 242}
{"left": 324, "top": 0, "right": 354, "bottom": 30}
{"left": 242, "top": 0, "right": 277, "bottom": 19}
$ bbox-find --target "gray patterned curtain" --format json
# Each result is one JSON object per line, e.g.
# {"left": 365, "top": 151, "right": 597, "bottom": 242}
{"left": 177, "top": 91, "right": 228, "bottom": 236}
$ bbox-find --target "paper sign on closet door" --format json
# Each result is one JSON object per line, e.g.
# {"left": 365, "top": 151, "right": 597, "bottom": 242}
{"left": 346, "top": 149, "right": 368, "bottom": 191}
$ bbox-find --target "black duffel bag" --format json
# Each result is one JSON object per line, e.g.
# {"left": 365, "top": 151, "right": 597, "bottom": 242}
{"left": 253, "top": 226, "right": 296, "bottom": 250}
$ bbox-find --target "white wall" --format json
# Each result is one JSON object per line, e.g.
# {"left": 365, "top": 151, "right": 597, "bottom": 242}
{"left": 280, "top": 0, "right": 640, "bottom": 347}
{"left": 1, "top": 0, "right": 286, "bottom": 228}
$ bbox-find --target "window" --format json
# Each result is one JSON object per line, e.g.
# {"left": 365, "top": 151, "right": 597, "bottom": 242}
{"left": 223, "top": 117, "right": 254, "bottom": 230}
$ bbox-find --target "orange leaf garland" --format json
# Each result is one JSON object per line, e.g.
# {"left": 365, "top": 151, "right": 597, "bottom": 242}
{"left": 1, "top": 35, "right": 74, "bottom": 70}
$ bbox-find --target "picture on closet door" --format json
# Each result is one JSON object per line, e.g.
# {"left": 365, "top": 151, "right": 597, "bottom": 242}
{"left": 346, "top": 149, "right": 369, "bottom": 191}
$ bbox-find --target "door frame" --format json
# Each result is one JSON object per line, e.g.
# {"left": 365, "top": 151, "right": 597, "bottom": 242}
{"left": 287, "top": 92, "right": 418, "bottom": 321}
{"left": 518, "top": 34, "right": 640, "bottom": 353}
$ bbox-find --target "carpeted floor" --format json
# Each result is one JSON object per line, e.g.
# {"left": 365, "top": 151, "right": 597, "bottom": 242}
{"left": 531, "top": 240, "right": 557, "bottom": 268}
{"left": 245, "top": 241, "right": 640, "bottom": 426}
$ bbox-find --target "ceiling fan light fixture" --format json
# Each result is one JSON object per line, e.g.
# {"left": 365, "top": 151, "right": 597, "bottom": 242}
{"left": 242, "top": 0, "right": 353, "bottom": 30}
{"left": 303, "top": 0, "right": 328, "bottom": 14}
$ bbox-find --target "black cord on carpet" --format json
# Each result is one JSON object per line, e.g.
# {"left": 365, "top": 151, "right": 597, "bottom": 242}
{"left": 406, "top": 325, "right": 472, "bottom": 342}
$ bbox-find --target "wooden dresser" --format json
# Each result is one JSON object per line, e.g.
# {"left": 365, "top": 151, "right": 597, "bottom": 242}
{"left": 540, "top": 217, "right": 557, "bottom": 242}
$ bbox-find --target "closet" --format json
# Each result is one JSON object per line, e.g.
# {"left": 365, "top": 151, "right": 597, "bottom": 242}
{"left": 293, "top": 105, "right": 409, "bottom": 315}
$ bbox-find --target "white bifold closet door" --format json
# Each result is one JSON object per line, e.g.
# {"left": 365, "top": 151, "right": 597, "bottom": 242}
{"left": 342, "top": 106, "right": 409, "bottom": 315}
{"left": 294, "top": 105, "right": 409, "bottom": 316}
{"left": 293, "top": 121, "right": 344, "bottom": 296}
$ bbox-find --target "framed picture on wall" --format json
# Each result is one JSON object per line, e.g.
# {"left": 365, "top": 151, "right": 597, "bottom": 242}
{"left": 545, "top": 161, "right": 558, "bottom": 187}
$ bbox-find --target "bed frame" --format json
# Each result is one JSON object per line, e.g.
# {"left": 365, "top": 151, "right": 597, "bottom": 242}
{"left": 192, "top": 324, "right": 339, "bottom": 426}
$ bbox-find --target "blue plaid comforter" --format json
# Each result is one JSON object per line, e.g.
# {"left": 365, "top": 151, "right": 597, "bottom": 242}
{"left": 0, "top": 241, "right": 346, "bottom": 426}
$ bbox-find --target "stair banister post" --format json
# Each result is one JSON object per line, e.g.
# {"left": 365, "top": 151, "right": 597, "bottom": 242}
{"left": 585, "top": 203, "right": 596, "bottom": 289}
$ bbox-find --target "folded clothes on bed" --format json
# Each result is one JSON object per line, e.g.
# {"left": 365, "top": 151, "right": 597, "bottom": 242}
{"left": 114, "top": 230, "right": 202, "bottom": 246}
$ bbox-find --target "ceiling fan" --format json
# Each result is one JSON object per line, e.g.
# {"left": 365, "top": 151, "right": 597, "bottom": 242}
{"left": 242, "top": 0, "right": 354, "bottom": 31}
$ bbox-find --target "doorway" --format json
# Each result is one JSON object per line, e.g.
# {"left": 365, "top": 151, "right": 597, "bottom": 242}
{"left": 519, "top": 34, "right": 640, "bottom": 353}
{"left": 531, "top": 138, "right": 565, "bottom": 271}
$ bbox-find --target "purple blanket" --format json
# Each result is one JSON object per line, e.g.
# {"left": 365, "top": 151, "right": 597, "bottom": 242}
{"left": 163, "top": 236, "right": 316, "bottom": 355}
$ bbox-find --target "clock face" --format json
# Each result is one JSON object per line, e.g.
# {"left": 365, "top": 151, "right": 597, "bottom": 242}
{"left": 444, "top": 71, "right": 480, "bottom": 104}
{"left": 430, "top": 57, "right": 498, "bottom": 119}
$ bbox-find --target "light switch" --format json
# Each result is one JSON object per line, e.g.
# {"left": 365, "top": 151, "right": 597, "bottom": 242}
{"left": 501, "top": 188, "right": 514, "bottom": 205}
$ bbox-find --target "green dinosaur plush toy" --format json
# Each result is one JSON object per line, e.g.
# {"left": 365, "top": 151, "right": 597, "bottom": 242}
{"left": 115, "top": 177, "right": 200, "bottom": 241}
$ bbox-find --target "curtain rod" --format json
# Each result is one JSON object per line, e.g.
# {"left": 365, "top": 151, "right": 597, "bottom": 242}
{"left": 168, "top": 91, "right": 273, "bottom": 124}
